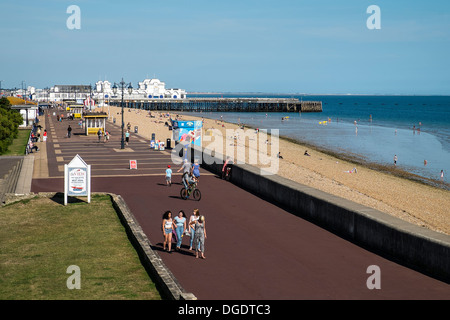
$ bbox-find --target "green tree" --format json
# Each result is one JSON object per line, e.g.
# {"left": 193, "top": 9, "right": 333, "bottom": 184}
{"left": 0, "top": 97, "right": 24, "bottom": 154}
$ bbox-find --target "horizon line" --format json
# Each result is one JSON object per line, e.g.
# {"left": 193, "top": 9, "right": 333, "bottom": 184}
{"left": 187, "top": 92, "right": 450, "bottom": 97}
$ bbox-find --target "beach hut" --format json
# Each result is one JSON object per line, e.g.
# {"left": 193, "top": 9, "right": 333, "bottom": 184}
{"left": 84, "top": 112, "right": 107, "bottom": 135}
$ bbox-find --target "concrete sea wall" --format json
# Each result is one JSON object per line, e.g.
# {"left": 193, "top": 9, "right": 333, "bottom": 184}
{"left": 184, "top": 145, "right": 450, "bottom": 283}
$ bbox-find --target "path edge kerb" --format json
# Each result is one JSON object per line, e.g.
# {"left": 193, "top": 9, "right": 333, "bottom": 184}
{"left": 4, "top": 192, "right": 197, "bottom": 301}
{"left": 109, "top": 193, "right": 197, "bottom": 300}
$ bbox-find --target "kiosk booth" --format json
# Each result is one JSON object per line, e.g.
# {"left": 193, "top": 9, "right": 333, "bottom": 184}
{"left": 84, "top": 112, "right": 107, "bottom": 135}
{"left": 67, "top": 104, "right": 84, "bottom": 119}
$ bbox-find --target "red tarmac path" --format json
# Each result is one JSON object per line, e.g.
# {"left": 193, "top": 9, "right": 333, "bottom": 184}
{"left": 31, "top": 109, "right": 450, "bottom": 300}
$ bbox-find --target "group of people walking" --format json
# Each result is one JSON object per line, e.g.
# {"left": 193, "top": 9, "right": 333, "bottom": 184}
{"left": 165, "top": 158, "right": 201, "bottom": 188}
{"left": 96, "top": 128, "right": 110, "bottom": 142}
{"left": 162, "top": 209, "right": 207, "bottom": 259}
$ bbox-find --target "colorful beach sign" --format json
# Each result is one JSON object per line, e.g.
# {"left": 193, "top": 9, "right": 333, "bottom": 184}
{"left": 172, "top": 120, "right": 203, "bottom": 147}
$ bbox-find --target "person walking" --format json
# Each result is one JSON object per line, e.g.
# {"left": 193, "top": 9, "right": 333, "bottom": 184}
{"left": 441, "top": 170, "right": 445, "bottom": 182}
{"left": 188, "top": 209, "right": 200, "bottom": 250}
{"left": 43, "top": 129, "right": 47, "bottom": 142}
{"left": 178, "top": 158, "right": 191, "bottom": 184}
{"left": 190, "top": 213, "right": 207, "bottom": 259}
{"left": 165, "top": 165, "right": 172, "bottom": 186}
{"left": 192, "top": 159, "right": 201, "bottom": 182}
{"left": 67, "top": 125, "right": 72, "bottom": 138}
{"left": 97, "top": 128, "right": 103, "bottom": 142}
{"left": 174, "top": 210, "right": 187, "bottom": 250}
{"left": 394, "top": 155, "right": 398, "bottom": 166}
{"left": 125, "top": 130, "right": 130, "bottom": 146}
{"left": 162, "top": 211, "right": 175, "bottom": 252}
{"left": 178, "top": 158, "right": 191, "bottom": 175}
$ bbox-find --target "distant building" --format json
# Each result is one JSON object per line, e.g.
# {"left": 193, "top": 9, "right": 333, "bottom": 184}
{"left": 94, "top": 78, "right": 186, "bottom": 106}
{"left": 28, "top": 77, "right": 186, "bottom": 103}
{"left": 21, "top": 85, "right": 91, "bottom": 103}
{"left": 10, "top": 104, "right": 39, "bottom": 127}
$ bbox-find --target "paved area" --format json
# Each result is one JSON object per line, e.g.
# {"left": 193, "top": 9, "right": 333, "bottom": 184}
{"left": 0, "top": 157, "right": 24, "bottom": 203}
{"left": 30, "top": 108, "right": 450, "bottom": 299}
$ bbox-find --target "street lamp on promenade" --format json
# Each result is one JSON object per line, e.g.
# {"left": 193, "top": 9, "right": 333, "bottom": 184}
{"left": 112, "top": 78, "right": 133, "bottom": 149}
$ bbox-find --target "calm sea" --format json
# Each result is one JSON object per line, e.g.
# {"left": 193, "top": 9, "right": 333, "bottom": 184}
{"left": 183, "top": 94, "right": 450, "bottom": 184}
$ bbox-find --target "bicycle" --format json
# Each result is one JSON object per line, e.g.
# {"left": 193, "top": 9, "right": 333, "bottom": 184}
{"left": 222, "top": 164, "right": 232, "bottom": 181}
{"left": 180, "top": 183, "right": 201, "bottom": 201}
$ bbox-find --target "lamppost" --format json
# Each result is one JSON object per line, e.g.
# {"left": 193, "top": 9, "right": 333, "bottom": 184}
{"left": 22, "top": 81, "right": 26, "bottom": 104}
{"left": 112, "top": 78, "right": 133, "bottom": 149}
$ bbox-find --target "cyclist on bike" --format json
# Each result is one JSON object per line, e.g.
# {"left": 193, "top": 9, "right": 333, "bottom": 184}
{"left": 183, "top": 171, "right": 197, "bottom": 190}
{"left": 222, "top": 156, "right": 233, "bottom": 179}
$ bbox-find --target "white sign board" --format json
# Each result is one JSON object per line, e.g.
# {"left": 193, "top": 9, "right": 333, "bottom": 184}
{"left": 64, "top": 154, "right": 91, "bottom": 205}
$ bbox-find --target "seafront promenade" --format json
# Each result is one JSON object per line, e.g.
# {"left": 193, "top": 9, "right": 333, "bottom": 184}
{"left": 9, "top": 108, "right": 450, "bottom": 299}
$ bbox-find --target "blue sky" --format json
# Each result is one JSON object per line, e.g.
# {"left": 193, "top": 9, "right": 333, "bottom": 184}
{"left": 1, "top": 0, "right": 449, "bottom": 94}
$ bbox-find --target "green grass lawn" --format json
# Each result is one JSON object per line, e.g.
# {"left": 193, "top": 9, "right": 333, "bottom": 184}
{"left": 2, "top": 129, "right": 31, "bottom": 156}
{"left": 0, "top": 194, "right": 162, "bottom": 300}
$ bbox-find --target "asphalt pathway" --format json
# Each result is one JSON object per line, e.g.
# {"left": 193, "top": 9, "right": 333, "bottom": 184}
{"left": 31, "top": 109, "right": 450, "bottom": 300}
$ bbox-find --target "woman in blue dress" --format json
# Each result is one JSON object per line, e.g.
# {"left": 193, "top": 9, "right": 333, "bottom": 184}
{"left": 192, "top": 159, "right": 200, "bottom": 182}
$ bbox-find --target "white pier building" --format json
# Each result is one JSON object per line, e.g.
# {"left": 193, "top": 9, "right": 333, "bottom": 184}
{"left": 28, "top": 78, "right": 186, "bottom": 103}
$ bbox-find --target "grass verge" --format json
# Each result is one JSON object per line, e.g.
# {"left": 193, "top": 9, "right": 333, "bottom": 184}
{"left": 2, "top": 129, "right": 31, "bottom": 156}
{"left": 0, "top": 194, "right": 162, "bottom": 300}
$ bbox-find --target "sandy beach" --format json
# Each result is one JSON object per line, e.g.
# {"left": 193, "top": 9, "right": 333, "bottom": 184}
{"left": 106, "top": 106, "right": 450, "bottom": 236}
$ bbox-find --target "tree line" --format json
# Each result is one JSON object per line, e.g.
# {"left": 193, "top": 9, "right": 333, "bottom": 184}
{"left": 0, "top": 97, "right": 24, "bottom": 154}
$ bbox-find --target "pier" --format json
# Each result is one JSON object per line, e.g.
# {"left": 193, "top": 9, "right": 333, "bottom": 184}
{"left": 108, "top": 97, "right": 322, "bottom": 113}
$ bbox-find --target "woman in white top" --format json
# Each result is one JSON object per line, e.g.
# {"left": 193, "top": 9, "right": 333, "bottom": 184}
{"left": 188, "top": 209, "right": 200, "bottom": 250}
{"left": 162, "top": 211, "right": 175, "bottom": 252}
